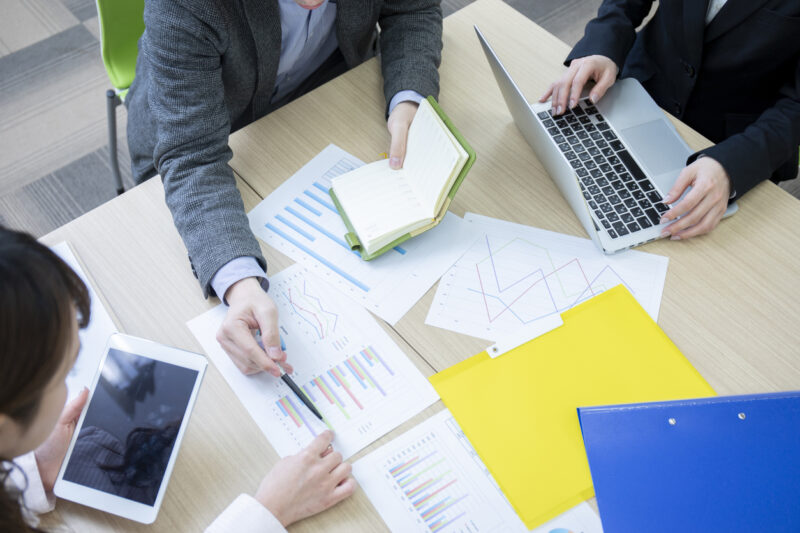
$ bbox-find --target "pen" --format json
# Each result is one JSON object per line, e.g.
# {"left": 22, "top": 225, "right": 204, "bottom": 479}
{"left": 256, "top": 331, "right": 323, "bottom": 420}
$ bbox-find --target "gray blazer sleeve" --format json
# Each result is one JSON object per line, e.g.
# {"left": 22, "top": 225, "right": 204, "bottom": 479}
{"left": 378, "top": 0, "right": 443, "bottom": 114}
{"left": 142, "top": 1, "right": 266, "bottom": 298}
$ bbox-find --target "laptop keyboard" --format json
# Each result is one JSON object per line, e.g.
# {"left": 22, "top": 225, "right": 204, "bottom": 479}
{"left": 536, "top": 98, "right": 669, "bottom": 239}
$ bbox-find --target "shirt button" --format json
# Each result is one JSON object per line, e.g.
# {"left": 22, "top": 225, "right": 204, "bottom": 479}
{"left": 684, "top": 63, "right": 695, "bottom": 78}
{"left": 675, "top": 102, "right": 682, "bottom": 115}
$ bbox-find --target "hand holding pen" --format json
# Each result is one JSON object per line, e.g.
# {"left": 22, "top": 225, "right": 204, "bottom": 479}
{"left": 256, "top": 331, "right": 323, "bottom": 421}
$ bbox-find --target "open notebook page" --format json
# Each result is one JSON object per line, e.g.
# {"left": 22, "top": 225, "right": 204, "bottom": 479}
{"left": 332, "top": 159, "right": 430, "bottom": 248}
{"left": 403, "top": 99, "right": 468, "bottom": 216}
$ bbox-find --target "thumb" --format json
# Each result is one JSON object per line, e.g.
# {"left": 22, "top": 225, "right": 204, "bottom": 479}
{"left": 665, "top": 164, "right": 696, "bottom": 204}
{"left": 254, "top": 309, "right": 284, "bottom": 365}
{"left": 60, "top": 387, "right": 89, "bottom": 426}
{"left": 388, "top": 122, "right": 409, "bottom": 170}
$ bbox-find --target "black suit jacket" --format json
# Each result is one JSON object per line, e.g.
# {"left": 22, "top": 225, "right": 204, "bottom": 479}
{"left": 567, "top": 0, "right": 800, "bottom": 199}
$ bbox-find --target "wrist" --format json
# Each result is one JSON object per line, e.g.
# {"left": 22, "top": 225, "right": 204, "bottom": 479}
{"left": 225, "top": 276, "right": 263, "bottom": 305}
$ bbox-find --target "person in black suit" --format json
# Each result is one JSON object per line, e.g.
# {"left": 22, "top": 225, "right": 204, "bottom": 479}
{"left": 541, "top": 0, "right": 800, "bottom": 240}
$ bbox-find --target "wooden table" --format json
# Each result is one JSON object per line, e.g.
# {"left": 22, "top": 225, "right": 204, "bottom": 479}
{"left": 41, "top": 0, "right": 800, "bottom": 531}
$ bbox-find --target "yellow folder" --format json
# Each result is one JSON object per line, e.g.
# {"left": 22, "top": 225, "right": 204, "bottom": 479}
{"left": 429, "top": 285, "right": 715, "bottom": 529}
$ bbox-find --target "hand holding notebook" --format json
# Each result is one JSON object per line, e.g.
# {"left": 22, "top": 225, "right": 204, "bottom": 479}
{"left": 329, "top": 97, "right": 475, "bottom": 259}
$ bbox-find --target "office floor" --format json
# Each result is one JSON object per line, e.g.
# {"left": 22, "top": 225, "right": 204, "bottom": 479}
{"left": 0, "top": 0, "right": 797, "bottom": 236}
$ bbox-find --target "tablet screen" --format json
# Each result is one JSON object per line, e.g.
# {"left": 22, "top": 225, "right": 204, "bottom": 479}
{"left": 62, "top": 348, "right": 199, "bottom": 506}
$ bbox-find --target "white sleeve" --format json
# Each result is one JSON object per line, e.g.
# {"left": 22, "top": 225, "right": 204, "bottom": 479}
{"left": 205, "top": 494, "right": 287, "bottom": 533}
{"left": 7, "top": 452, "right": 56, "bottom": 524}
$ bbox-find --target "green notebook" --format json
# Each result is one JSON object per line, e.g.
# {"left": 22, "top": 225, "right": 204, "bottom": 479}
{"left": 329, "top": 96, "right": 476, "bottom": 260}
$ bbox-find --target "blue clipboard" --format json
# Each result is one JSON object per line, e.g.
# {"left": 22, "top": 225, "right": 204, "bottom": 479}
{"left": 578, "top": 391, "right": 800, "bottom": 533}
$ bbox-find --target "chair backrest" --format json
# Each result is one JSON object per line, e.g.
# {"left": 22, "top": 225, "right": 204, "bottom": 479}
{"left": 96, "top": 0, "right": 145, "bottom": 92}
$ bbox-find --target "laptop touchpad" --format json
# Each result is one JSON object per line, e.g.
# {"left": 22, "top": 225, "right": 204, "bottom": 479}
{"left": 620, "top": 120, "right": 689, "bottom": 176}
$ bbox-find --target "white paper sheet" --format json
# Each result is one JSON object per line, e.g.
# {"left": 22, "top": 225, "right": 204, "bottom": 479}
{"left": 426, "top": 213, "right": 668, "bottom": 342}
{"left": 51, "top": 242, "right": 118, "bottom": 398}
{"left": 529, "top": 502, "right": 604, "bottom": 533}
{"left": 353, "top": 409, "right": 528, "bottom": 533}
{"left": 187, "top": 264, "right": 439, "bottom": 458}
{"left": 247, "top": 144, "right": 476, "bottom": 324}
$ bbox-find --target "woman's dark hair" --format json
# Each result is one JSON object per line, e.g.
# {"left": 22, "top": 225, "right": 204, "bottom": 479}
{"left": 0, "top": 227, "right": 91, "bottom": 532}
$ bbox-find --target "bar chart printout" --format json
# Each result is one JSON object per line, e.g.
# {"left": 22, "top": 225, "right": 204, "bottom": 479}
{"left": 187, "top": 264, "right": 438, "bottom": 458}
{"left": 353, "top": 409, "right": 527, "bottom": 533}
{"left": 247, "top": 144, "right": 476, "bottom": 324}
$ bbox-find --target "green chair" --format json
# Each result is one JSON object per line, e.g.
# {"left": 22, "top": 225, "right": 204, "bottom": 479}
{"left": 97, "top": 0, "right": 145, "bottom": 195}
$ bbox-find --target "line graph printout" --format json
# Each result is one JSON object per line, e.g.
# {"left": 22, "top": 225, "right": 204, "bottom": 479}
{"left": 247, "top": 144, "right": 476, "bottom": 324}
{"left": 353, "top": 409, "right": 527, "bottom": 533}
{"left": 187, "top": 264, "right": 438, "bottom": 458}
{"left": 426, "top": 214, "right": 668, "bottom": 342}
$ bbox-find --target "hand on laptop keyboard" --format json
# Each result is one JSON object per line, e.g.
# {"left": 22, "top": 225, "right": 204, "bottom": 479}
{"left": 659, "top": 156, "right": 732, "bottom": 240}
{"left": 540, "top": 55, "right": 618, "bottom": 115}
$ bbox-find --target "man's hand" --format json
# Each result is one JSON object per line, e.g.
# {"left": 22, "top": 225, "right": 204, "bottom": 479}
{"left": 660, "top": 157, "right": 732, "bottom": 240}
{"left": 387, "top": 101, "right": 419, "bottom": 169}
{"left": 540, "top": 55, "right": 618, "bottom": 115}
{"left": 35, "top": 388, "right": 89, "bottom": 492}
{"left": 217, "top": 277, "right": 293, "bottom": 376}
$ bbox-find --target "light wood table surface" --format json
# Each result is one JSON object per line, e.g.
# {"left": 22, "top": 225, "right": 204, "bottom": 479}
{"left": 41, "top": 0, "right": 800, "bottom": 531}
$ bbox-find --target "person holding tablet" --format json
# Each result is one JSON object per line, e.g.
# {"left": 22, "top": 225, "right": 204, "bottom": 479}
{"left": 0, "top": 228, "right": 355, "bottom": 532}
{"left": 541, "top": 0, "right": 800, "bottom": 241}
{"left": 126, "top": 0, "right": 443, "bottom": 378}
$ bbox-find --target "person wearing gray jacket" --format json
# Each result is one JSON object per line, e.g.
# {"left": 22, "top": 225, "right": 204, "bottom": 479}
{"left": 126, "top": 0, "right": 442, "bottom": 378}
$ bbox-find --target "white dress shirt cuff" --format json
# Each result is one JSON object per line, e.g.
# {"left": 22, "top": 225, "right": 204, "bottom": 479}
{"left": 388, "top": 90, "right": 425, "bottom": 115}
{"left": 210, "top": 257, "right": 268, "bottom": 305}
{"left": 205, "top": 493, "right": 287, "bottom": 533}
{"left": 9, "top": 452, "right": 56, "bottom": 524}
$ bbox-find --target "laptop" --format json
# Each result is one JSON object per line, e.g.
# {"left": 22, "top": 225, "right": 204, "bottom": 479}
{"left": 475, "top": 26, "right": 737, "bottom": 254}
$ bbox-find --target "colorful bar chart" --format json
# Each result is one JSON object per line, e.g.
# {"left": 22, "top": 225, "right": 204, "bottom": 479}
{"left": 389, "top": 450, "right": 469, "bottom": 532}
{"left": 353, "top": 409, "right": 527, "bottom": 533}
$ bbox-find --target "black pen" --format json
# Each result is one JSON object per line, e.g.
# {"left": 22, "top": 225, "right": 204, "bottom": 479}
{"left": 257, "top": 331, "right": 323, "bottom": 420}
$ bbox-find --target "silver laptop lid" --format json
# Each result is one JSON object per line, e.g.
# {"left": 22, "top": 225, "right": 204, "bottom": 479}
{"left": 474, "top": 26, "right": 608, "bottom": 251}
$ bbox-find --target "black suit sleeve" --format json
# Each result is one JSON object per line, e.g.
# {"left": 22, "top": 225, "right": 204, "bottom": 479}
{"left": 690, "top": 58, "right": 800, "bottom": 199}
{"left": 565, "top": 0, "right": 655, "bottom": 69}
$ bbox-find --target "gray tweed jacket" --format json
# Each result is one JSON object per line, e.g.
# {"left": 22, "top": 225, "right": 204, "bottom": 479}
{"left": 126, "top": 0, "right": 443, "bottom": 297}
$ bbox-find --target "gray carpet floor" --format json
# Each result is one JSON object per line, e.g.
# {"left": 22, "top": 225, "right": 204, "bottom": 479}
{"left": 0, "top": 0, "right": 797, "bottom": 236}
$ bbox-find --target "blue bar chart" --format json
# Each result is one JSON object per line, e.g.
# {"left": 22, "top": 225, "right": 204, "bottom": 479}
{"left": 247, "top": 144, "right": 476, "bottom": 324}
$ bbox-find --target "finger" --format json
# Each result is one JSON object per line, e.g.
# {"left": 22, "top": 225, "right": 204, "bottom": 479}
{"left": 240, "top": 322, "right": 280, "bottom": 376}
{"left": 539, "top": 83, "right": 555, "bottom": 102}
{"left": 253, "top": 309, "right": 284, "bottom": 366}
{"left": 557, "top": 64, "right": 581, "bottom": 114}
{"left": 665, "top": 194, "right": 716, "bottom": 236}
{"left": 322, "top": 450, "right": 344, "bottom": 472}
{"left": 569, "top": 64, "right": 592, "bottom": 108}
{"left": 388, "top": 121, "right": 409, "bottom": 170}
{"left": 217, "top": 335, "right": 262, "bottom": 374}
{"left": 673, "top": 203, "right": 726, "bottom": 240}
{"left": 663, "top": 165, "right": 696, "bottom": 206}
{"left": 307, "top": 430, "right": 335, "bottom": 456}
{"left": 221, "top": 324, "right": 278, "bottom": 376}
{"left": 590, "top": 68, "right": 616, "bottom": 103}
{"left": 330, "top": 477, "right": 357, "bottom": 504}
{"left": 662, "top": 183, "right": 706, "bottom": 224}
{"left": 329, "top": 461, "right": 352, "bottom": 485}
{"left": 60, "top": 387, "right": 89, "bottom": 425}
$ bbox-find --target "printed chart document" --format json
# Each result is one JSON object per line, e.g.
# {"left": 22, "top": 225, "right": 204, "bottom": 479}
{"left": 52, "top": 242, "right": 118, "bottom": 398}
{"left": 353, "top": 409, "right": 527, "bottom": 533}
{"left": 426, "top": 213, "right": 668, "bottom": 342}
{"left": 187, "top": 264, "right": 439, "bottom": 458}
{"left": 247, "top": 144, "right": 476, "bottom": 324}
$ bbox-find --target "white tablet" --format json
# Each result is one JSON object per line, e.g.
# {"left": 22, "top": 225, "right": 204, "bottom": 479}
{"left": 54, "top": 333, "right": 207, "bottom": 524}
